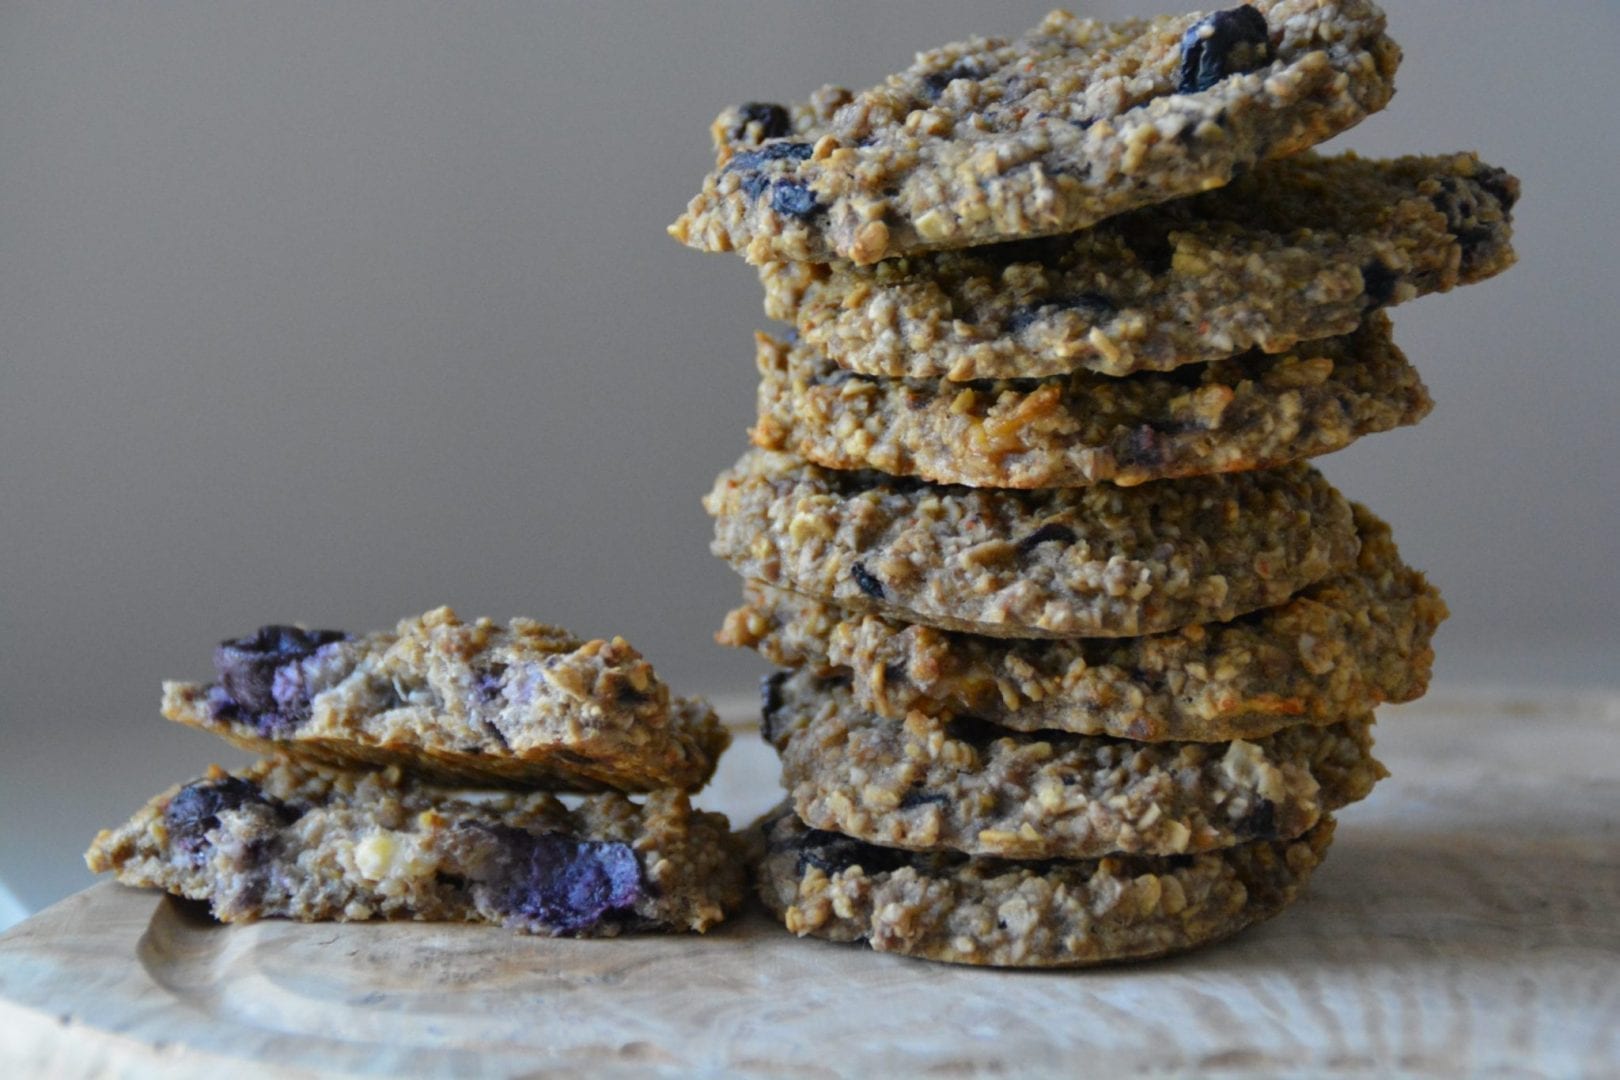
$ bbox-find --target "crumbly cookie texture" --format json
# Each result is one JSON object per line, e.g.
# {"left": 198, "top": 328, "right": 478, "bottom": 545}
{"left": 762, "top": 669, "right": 1379, "bottom": 860}
{"left": 755, "top": 805, "right": 1333, "bottom": 967}
{"left": 705, "top": 449, "right": 1358, "bottom": 639}
{"left": 86, "top": 759, "right": 747, "bottom": 936}
{"left": 761, "top": 151, "right": 1517, "bottom": 380}
{"left": 721, "top": 504, "right": 1442, "bottom": 740}
{"left": 162, "top": 607, "right": 728, "bottom": 794}
{"left": 751, "top": 312, "right": 1428, "bottom": 489}
{"left": 669, "top": 1, "right": 1400, "bottom": 265}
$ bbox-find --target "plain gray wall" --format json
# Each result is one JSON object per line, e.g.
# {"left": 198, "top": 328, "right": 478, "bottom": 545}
{"left": 3, "top": 2, "right": 1617, "bottom": 913}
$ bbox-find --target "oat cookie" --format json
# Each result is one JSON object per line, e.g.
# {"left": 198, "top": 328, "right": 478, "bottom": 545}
{"left": 669, "top": 1, "right": 1400, "bottom": 265}
{"left": 162, "top": 607, "right": 728, "bottom": 793}
{"left": 85, "top": 758, "right": 747, "bottom": 935}
{"left": 761, "top": 152, "right": 1517, "bottom": 380}
{"left": 705, "top": 449, "right": 1358, "bottom": 638}
{"left": 752, "top": 313, "right": 1428, "bottom": 489}
{"left": 762, "top": 669, "right": 1379, "bottom": 859}
{"left": 722, "top": 504, "right": 1442, "bottom": 739}
{"left": 756, "top": 805, "right": 1333, "bottom": 967}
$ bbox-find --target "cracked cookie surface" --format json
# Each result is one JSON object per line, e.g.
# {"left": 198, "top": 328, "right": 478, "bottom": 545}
{"left": 752, "top": 312, "right": 1429, "bottom": 489}
{"left": 722, "top": 504, "right": 1442, "bottom": 739}
{"left": 670, "top": 1, "right": 1399, "bottom": 264}
{"left": 162, "top": 607, "right": 728, "bottom": 793}
{"left": 755, "top": 805, "right": 1334, "bottom": 967}
{"left": 760, "top": 152, "right": 1516, "bottom": 379}
{"left": 86, "top": 758, "right": 747, "bottom": 936}
{"left": 762, "top": 670, "right": 1380, "bottom": 859}
{"left": 706, "top": 449, "right": 1359, "bottom": 638}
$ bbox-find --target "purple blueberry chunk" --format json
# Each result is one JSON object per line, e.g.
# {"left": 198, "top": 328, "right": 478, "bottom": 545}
{"left": 476, "top": 826, "right": 643, "bottom": 934}
{"left": 164, "top": 776, "right": 288, "bottom": 864}
{"left": 770, "top": 180, "right": 823, "bottom": 219}
{"left": 1175, "top": 5, "right": 1272, "bottom": 95}
{"left": 724, "top": 141, "right": 815, "bottom": 174}
{"left": 730, "top": 102, "right": 791, "bottom": 142}
{"left": 791, "top": 827, "right": 907, "bottom": 878}
{"left": 211, "top": 623, "right": 351, "bottom": 736}
{"left": 850, "top": 562, "right": 886, "bottom": 601}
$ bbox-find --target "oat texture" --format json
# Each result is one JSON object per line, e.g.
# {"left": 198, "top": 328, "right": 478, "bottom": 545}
{"left": 752, "top": 312, "right": 1429, "bottom": 489}
{"left": 756, "top": 805, "right": 1334, "bottom": 967}
{"left": 163, "top": 607, "right": 729, "bottom": 794}
{"left": 706, "top": 449, "right": 1359, "bottom": 638}
{"left": 721, "top": 504, "right": 1442, "bottom": 739}
{"left": 762, "top": 669, "right": 1380, "bottom": 859}
{"left": 86, "top": 759, "right": 747, "bottom": 935}
{"left": 760, "top": 152, "right": 1517, "bottom": 379}
{"left": 670, "top": 1, "right": 1400, "bottom": 264}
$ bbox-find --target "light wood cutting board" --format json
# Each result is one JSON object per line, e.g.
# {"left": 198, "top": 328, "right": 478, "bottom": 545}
{"left": 2, "top": 692, "right": 1618, "bottom": 1078}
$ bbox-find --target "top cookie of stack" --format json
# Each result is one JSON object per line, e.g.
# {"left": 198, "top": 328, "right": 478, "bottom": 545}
{"left": 670, "top": 1, "right": 1517, "bottom": 967}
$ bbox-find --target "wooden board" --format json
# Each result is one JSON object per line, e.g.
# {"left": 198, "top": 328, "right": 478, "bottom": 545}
{"left": 3, "top": 692, "right": 1619, "bottom": 1078}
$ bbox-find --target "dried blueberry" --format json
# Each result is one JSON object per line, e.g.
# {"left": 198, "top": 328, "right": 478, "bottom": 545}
{"left": 898, "top": 788, "right": 951, "bottom": 811}
{"left": 920, "top": 62, "right": 985, "bottom": 101}
{"left": 211, "top": 623, "right": 350, "bottom": 736}
{"left": 1006, "top": 292, "right": 1115, "bottom": 334}
{"left": 165, "top": 777, "right": 288, "bottom": 864}
{"left": 759, "top": 671, "right": 790, "bottom": 744}
{"left": 475, "top": 826, "right": 643, "bottom": 934}
{"left": 1016, "top": 522, "right": 1078, "bottom": 556}
{"left": 740, "top": 173, "right": 771, "bottom": 200}
{"left": 770, "top": 180, "right": 823, "bottom": 219}
{"left": 1175, "top": 6, "right": 1272, "bottom": 95}
{"left": 724, "top": 141, "right": 815, "bottom": 174}
{"left": 794, "top": 828, "right": 906, "bottom": 878}
{"left": 850, "top": 562, "right": 886, "bottom": 601}
{"left": 1235, "top": 798, "right": 1278, "bottom": 839}
{"left": 474, "top": 663, "right": 507, "bottom": 705}
{"left": 1360, "top": 261, "right": 1400, "bottom": 309}
{"left": 730, "top": 102, "right": 792, "bottom": 142}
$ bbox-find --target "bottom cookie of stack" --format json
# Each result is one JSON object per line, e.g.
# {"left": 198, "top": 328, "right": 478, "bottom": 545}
{"left": 756, "top": 806, "right": 1334, "bottom": 968}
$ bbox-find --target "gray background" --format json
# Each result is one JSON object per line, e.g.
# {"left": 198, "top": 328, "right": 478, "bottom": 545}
{"left": 3, "top": 2, "right": 1616, "bottom": 916}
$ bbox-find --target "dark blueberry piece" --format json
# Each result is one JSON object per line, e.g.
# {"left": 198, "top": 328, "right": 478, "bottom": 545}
{"left": 898, "top": 788, "right": 951, "bottom": 811}
{"left": 741, "top": 173, "right": 771, "bottom": 200}
{"left": 213, "top": 624, "right": 347, "bottom": 714}
{"left": 794, "top": 828, "right": 907, "bottom": 878}
{"left": 474, "top": 663, "right": 507, "bottom": 704}
{"left": 1360, "top": 261, "right": 1401, "bottom": 309}
{"left": 1235, "top": 798, "right": 1278, "bottom": 839}
{"left": 1016, "top": 522, "right": 1078, "bottom": 556}
{"left": 944, "top": 714, "right": 1004, "bottom": 748}
{"left": 475, "top": 825, "right": 643, "bottom": 934}
{"left": 759, "top": 671, "right": 790, "bottom": 744}
{"left": 730, "top": 102, "right": 792, "bottom": 142}
{"left": 724, "top": 141, "right": 816, "bottom": 174}
{"left": 1006, "top": 291, "right": 1116, "bottom": 334}
{"left": 165, "top": 777, "right": 287, "bottom": 864}
{"left": 770, "top": 180, "right": 823, "bottom": 219}
{"left": 920, "top": 62, "right": 985, "bottom": 101}
{"left": 850, "top": 562, "right": 886, "bottom": 601}
{"left": 1175, "top": 5, "right": 1272, "bottom": 95}
{"left": 1474, "top": 166, "right": 1519, "bottom": 214}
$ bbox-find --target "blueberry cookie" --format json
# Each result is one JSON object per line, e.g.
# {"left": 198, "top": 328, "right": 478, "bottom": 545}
{"left": 722, "top": 504, "right": 1442, "bottom": 739}
{"left": 86, "top": 758, "right": 747, "bottom": 935}
{"left": 760, "top": 152, "right": 1517, "bottom": 380}
{"left": 162, "top": 607, "right": 729, "bottom": 793}
{"left": 761, "top": 669, "right": 1379, "bottom": 859}
{"left": 705, "top": 450, "right": 1359, "bottom": 638}
{"left": 751, "top": 312, "right": 1428, "bottom": 489}
{"left": 756, "top": 805, "right": 1333, "bottom": 967}
{"left": 669, "top": 1, "right": 1400, "bottom": 264}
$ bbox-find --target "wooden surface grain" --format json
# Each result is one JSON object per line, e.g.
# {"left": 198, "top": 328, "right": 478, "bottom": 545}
{"left": 2, "top": 691, "right": 1617, "bottom": 1078}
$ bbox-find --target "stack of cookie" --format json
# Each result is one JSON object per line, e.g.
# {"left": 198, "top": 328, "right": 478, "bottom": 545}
{"left": 673, "top": 0, "right": 1516, "bottom": 966}
{"left": 88, "top": 607, "right": 747, "bottom": 936}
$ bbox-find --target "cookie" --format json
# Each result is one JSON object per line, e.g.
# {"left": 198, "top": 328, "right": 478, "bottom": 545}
{"left": 761, "top": 669, "right": 1379, "bottom": 859}
{"left": 669, "top": 1, "right": 1400, "bottom": 265}
{"left": 162, "top": 607, "right": 729, "bottom": 794}
{"left": 760, "top": 152, "right": 1517, "bottom": 380}
{"left": 755, "top": 805, "right": 1334, "bottom": 967}
{"left": 721, "top": 504, "right": 1442, "bottom": 740}
{"left": 751, "top": 312, "right": 1428, "bottom": 489}
{"left": 85, "top": 758, "right": 747, "bottom": 935}
{"left": 705, "top": 449, "right": 1359, "bottom": 638}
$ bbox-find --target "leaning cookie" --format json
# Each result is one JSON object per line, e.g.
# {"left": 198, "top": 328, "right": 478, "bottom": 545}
{"left": 705, "top": 449, "right": 1359, "bottom": 639}
{"left": 762, "top": 670, "right": 1380, "bottom": 860}
{"left": 670, "top": 1, "right": 1399, "bottom": 264}
{"left": 752, "top": 312, "right": 1428, "bottom": 489}
{"left": 756, "top": 805, "right": 1333, "bottom": 967}
{"left": 760, "top": 152, "right": 1517, "bottom": 380}
{"left": 86, "top": 759, "right": 747, "bottom": 935}
{"left": 722, "top": 504, "right": 1443, "bottom": 740}
{"left": 162, "top": 607, "right": 728, "bottom": 793}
